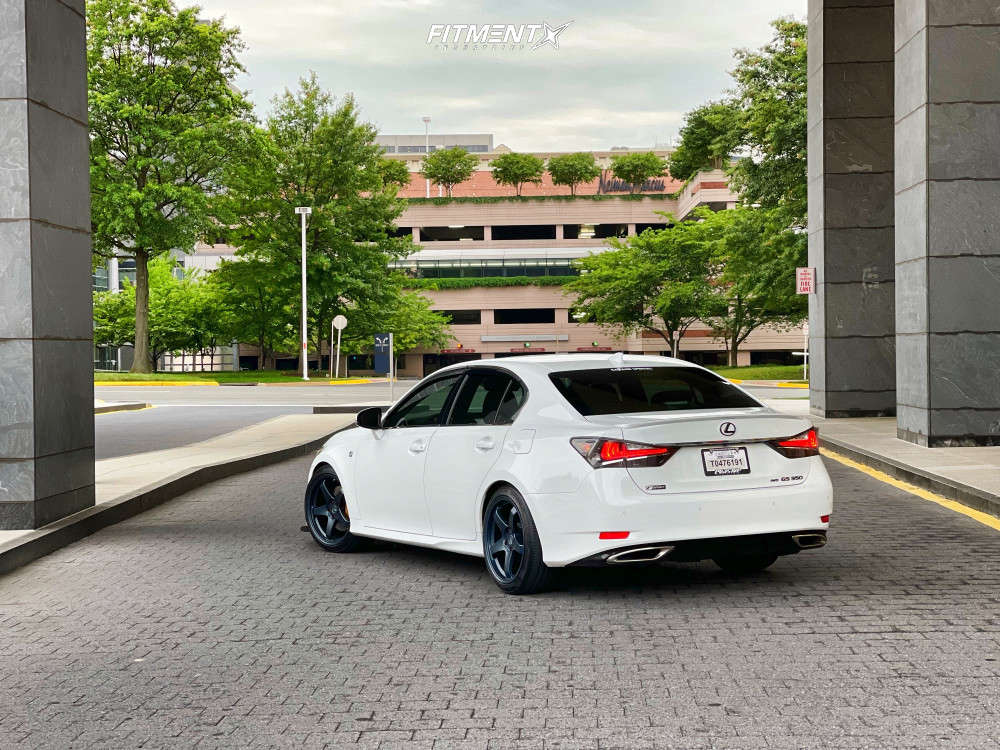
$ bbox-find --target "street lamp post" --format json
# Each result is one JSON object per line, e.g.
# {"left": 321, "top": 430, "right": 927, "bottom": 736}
{"left": 295, "top": 206, "right": 312, "bottom": 381}
{"left": 422, "top": 116, "right": 431, "bottom": 198}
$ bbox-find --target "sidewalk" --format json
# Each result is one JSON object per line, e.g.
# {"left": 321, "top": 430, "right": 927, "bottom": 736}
{"left": 0, "top": 413, "right": 353, "bottom": 573}
{"left": 766, "top": 398, "right": 1000, "bottom": 519}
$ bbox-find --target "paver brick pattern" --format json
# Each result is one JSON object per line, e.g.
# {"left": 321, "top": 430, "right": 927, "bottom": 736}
{"left": 1, "top": 456, "right": 998, "bottom": 749}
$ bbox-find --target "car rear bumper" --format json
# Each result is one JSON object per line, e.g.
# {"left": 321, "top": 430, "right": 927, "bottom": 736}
{"left": 525, "top": 457, "right": 833, "bottom": 567}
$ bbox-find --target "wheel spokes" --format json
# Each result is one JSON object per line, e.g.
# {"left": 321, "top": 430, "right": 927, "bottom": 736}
{"left": 493, "top": 506, "right": 509, "bottom": 533}
{"left": 312, "top": 479, "right": 350, "bottom": 539}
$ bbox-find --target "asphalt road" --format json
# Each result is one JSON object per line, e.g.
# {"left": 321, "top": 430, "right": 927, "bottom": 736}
{"left": 1, "top": 456, "right": 997, "bottom": 748}
{"left": 95, "top": 383, "right": 798, "bottom": 460}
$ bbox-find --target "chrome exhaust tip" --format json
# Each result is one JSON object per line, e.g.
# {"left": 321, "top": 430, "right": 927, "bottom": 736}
{"left": 606, "top": 545, "right": 674, "bottom": 564}
{"left": 791, "top": 533, "right": 827, "bottom": 550}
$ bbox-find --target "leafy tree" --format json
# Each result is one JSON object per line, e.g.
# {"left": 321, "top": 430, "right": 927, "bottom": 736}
{"left": 93, "top": 256, "right": 223, "bottom": 369}
{"left": 566, "top": 219, "right": 715, "bottom": 355}
{"left": 209, "top": 257, "right": 295, "bottom": 370}
{"left": 692, "top": 207, "right": 807, "bottom": 365}
{"left": 226, "top": 75, "right": 414, "bottom": 364}
{"left": 609, "top": 152, "right": 669, "bottom": 193}
{"left": 490, "top": 152, "right": 545, "bottom": 196}
{"left": 667, "top": 102, "right": 742, "bottom": 182}
{"left": 88, "top": 0, "right": 253, "bottom": 372}
{"left": 379, "top": 157, "right": 412, "bottom": 189}
{"left": 547, "top": 152, "right": 601, "bottom": 195}
{"left": 420, "top": 146, "right": 479, "bottom": 197}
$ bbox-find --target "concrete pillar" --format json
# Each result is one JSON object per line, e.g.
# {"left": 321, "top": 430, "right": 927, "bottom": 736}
{"left": 483, "top": 225, "right": 492, "bottom": 241}
{"left": 627, "top": 223, "right": 636, "bottom": 237}
{"left": 0, "top": 0, "right": 94, "bottom": 529}
{"left": 807, "top": 0, "right": 897, "bottom": 417}
{"left": 894, "top": 1, "right": 1000, "bottom": 446}
{"left": 411, "top": 227, "right": 420, "bottom": 243}
{"left": 555, "top": 224, "right": 563, "bottom": 240}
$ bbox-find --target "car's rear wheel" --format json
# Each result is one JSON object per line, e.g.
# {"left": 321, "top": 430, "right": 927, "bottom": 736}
{"left": 482, "top": 486, "right": 552, "bottom": 595}
{"left": 305, "top": 466, "right": 363, "bottom": 552}
{"left": 712, "top": 551, "right": 778, "bottom": 574}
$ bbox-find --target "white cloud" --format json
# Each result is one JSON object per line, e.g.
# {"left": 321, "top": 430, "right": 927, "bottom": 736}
{"left": 192, "top": 0, "right": 806, "bottom": 150}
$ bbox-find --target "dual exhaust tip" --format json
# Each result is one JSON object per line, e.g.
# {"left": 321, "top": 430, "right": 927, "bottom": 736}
{"left": 605, "top": 533, "right": 827, "bottom": 564}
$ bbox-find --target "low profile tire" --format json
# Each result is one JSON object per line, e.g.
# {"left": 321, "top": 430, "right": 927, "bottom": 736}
{"left": 712, "top": 551, "right": 778, "bottom": 574}
{"left": 304, "top": 466, "right": 363, "bottom": 552}
{"left": 482, "top": 485, "right": 553, "bottom": 595}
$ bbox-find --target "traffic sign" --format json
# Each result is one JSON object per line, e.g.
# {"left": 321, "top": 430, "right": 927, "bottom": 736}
{"left": 796, "top": 267, "right": 816, "bottom": 294}
{"left": 333, "top": 315, "right": 348, "bottom": 330}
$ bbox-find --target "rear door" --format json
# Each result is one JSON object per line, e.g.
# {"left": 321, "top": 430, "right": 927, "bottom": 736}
{"left": 424, "top": 369, "right": 526, "bottom": 540}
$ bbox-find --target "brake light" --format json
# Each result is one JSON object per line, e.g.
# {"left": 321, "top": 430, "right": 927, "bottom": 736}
{"left": 770, "top": 428, "right": 820, "bottom": 458}
{"left": 571, "top": 437, "right": 676, "bottom": 468}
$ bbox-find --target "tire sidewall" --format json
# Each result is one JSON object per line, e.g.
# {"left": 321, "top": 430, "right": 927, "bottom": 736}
{"left": 304, "top": 467, "right": 357, "bottom": 552}
{"left": 482, "top": 485, "right": 548, "bottom": 594}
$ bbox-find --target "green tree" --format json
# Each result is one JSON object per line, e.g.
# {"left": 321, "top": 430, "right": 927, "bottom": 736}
{"left": 379, "top": 157, "right": 412, "bottom": 189}
{"left": 93, "top": 256, "right": 223, "bottom": 369}
{"left": 693, "top": 207, "right": 807, "bottom": 365}
{"left": 88, "top": 0, "right": 253, "bottom": 372}
{"left": 490, "top": 152, "right": 545, "bottom": 196}
{"left": 420, "top": 146, "right": 479, "bottom": 197}
{"left": 227, "top": 75, "right": 414, "bottom": 365}
{"left": 209, "top": 257, "right": 295, "bottom": 370}
{"left": 566, "top": 219, "right": 715, "bottom": 355}
{"left": 667, "top": 101, "right": 742, "bottom": 182}
{"left": 547, "top": 152, "right": 601, "bottom": 195}
{"left": 728, "top": 18, "right": 807, "bottom": 224}
{"left": 609, "top": 152, "right": 669, "bottom": 193}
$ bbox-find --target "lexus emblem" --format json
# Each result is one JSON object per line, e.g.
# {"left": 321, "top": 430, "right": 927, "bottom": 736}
{"left": 720, "top": 422, "right": 737, "bottom": 437}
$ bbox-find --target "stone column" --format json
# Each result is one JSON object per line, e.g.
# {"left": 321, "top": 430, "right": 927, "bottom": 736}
{"left": 807, "top": 0, "right": 897, "bottom": 417}
{"left": 894, "top": 1, "right": 1000, "bottom": 445}
{"left": 0, "top": 0, "right": 94, "bottom": 529}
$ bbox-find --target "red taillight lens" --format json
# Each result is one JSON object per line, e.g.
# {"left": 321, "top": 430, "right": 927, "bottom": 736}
{"left": 572, "top": 438, "right": 676, "bottom": 468}
{"left": 770, "top": 428, "right": 820, "bottom": 458}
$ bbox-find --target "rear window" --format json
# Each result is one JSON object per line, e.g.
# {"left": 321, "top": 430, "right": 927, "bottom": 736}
{"left": 549, "top": 366, "right": 760, "bottom": 416}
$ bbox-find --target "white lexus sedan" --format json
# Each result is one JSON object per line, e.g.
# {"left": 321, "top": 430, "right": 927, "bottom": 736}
{"left": 304, "top": 354, "right": 833, "bottom": 594}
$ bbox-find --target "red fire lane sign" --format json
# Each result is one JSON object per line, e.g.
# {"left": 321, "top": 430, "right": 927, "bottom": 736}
{"left": 796, "top": 267, "right": 816, "bottom": 295}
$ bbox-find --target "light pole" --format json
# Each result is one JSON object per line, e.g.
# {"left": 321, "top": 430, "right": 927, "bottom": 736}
{"left": 295, "top": 206, "right": 312, "bottom": 381}
{"left": 422, "top": 116, "right": 431, "bottom": 198}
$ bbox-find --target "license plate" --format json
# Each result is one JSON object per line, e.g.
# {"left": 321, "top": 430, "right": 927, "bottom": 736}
{"left": 701, "top": 447, "right": 750, "bottom": 476}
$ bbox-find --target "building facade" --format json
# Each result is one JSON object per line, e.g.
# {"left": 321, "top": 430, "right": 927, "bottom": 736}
{"left": 180, "top": 138, "right": 805, "bottom": 377}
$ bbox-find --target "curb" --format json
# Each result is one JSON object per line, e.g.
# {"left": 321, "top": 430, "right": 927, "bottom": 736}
{"left": 0, "top": 431, "right": 337, "bottom": 577}
{"left": 94, "top": 402, "right": 151, "bottom": 415}
{"left": 820, "top": 436, "right": 1000, "bottom": 521}
{"left": 95, "top": 381, "right": 219, "bottom": 387}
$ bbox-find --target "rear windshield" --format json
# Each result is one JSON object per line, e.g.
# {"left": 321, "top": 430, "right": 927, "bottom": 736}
{"left": 549, "top": 366, "right": 760, "bottom": 416}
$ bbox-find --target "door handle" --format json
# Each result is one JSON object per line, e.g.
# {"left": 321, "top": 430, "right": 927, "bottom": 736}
{"left": 409, "top": 439, "right": 427, "bottom": 453}
{"left": 475, "top": 437, "right": 496, "bottom": 451}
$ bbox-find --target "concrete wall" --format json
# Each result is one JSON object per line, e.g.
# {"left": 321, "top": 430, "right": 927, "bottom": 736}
{"left": 807, "top": 0, "right": 897, "bottom": 418}
{"left": 0, "top": 0, "right": 94, "bottom": 529}
{"left": 894, "top": 0, "right": 1000, "bottom": 445}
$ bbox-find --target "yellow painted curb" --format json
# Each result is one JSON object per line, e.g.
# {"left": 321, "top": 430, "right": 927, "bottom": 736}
{"left": 95, "top": 381, "right": 219, "bottom": 386}
{"left": 257, "top": 378, "right": 374, "bottom": 387}
{"left": 777, "top": 382, "right": 809, "bottom": 389}
{"left": 95, "top": 405, "right": 154, "bottom": 415}
{"left": 727, "top": 378, "right": 744, "bottom": 384}
{"left": 821, "top": 447, "right": 1000, "bottom": 532}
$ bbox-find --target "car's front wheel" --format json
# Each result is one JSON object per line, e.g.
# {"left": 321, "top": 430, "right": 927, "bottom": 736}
{"left": 305, "top": 466, "right": 363, "bottom": 552}
{"left": 482, "top": 485, "right": 553, "bottom": 595}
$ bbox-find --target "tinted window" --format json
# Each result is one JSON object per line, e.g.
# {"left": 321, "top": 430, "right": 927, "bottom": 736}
{"left": 549, "top": 367, "right": 759, "bottom": 416}
{"left": 383, "top": 374, "right": 461, "bottom": 428}
{"left": 449, "top": 370, "right": 515, "bottom": 426}
{"left": 493, "top": 380, "right": 526, "bottom": 425}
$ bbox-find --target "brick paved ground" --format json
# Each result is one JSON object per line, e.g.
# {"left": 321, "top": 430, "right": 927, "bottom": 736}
{"left": 0, "top": 456, "right": 998, "bottom": 749}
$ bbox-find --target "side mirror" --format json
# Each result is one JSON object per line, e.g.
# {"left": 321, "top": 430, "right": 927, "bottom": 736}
{"left": 356, "top": 406, "right": 383, "bottom": 429}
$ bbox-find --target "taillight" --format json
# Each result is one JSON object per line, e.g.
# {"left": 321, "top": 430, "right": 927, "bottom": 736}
{"left": 769, "top": 428, "right": 820, "bottom": 458}
{"left": 571, "top": 437, "right": 676, "bottom": 468}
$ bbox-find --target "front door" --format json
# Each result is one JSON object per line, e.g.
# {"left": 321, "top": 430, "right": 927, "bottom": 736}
{"left": 424, "top": 369, "right": 527, "bottom": 540}
{"left": 355, "top": 373, "right": 462, "bottom": 535}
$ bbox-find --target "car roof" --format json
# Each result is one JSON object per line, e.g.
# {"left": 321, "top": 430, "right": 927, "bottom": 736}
{"left": 433, "top": 353, "right": 702, "bottom": 377}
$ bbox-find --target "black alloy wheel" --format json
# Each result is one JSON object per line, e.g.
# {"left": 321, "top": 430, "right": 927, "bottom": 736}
{"left": 482, "top": 486, "right": 553, "bottom": 595}
{"left": 305, "top": 467, "right": 363, "bottom": 552}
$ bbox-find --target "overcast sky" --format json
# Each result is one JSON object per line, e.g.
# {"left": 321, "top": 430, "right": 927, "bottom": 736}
{"left": 194, "top": 0, "right": 805, "bottom": 152}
